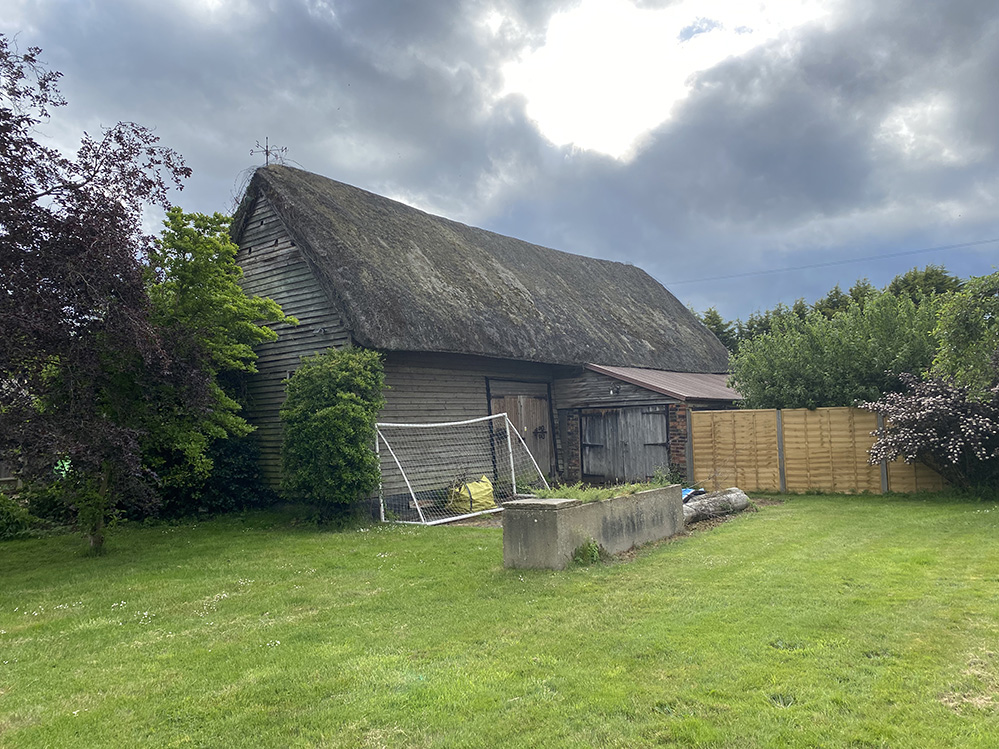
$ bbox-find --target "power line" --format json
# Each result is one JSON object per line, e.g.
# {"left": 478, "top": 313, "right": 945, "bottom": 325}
{"left": 669, "top": 237, "right": 999, "bottom": 286}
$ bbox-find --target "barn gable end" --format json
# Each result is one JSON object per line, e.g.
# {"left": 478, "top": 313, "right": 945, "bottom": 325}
{"left": 235, "top": 194, "right": 352, "bottom": 485}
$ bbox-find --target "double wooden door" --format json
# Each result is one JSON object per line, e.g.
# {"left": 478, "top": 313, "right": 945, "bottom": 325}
{"left": 581, "top": 405, "right": 669, "bottom": 483}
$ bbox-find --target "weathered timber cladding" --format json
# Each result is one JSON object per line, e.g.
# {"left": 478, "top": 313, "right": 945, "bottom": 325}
{"left": 381, "top": 352, "right": 565, "bottom": 422}
{"left": 554, "top": 370, "right": 704, "bottom": 482}
{"left": 488, "top": 380, "right": 557, "bottom": 475}
{"left": 378, "top": 352, "right": 571, "bottom": 495}
{"left": 580, "top": 405, "right": 670, "bottom": 483}
{"left": 236, "top": 196, "right": 352, "bottom": 486}
{"left": 553, "top": 369, "right": 673, "bottom": 409}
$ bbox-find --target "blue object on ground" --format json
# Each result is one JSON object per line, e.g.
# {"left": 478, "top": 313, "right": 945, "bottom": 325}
{"left": 681, "top": 487, "right": 707, "bottom": 503}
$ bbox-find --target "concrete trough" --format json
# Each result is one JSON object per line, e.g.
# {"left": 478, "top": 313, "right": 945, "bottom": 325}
{"left": 502, "top": 485, "right": 684, "bottom": 569}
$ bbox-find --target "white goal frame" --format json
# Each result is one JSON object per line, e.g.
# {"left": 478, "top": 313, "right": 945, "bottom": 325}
{"left": 375, "top": 413, "right": 551, "bottom": 525}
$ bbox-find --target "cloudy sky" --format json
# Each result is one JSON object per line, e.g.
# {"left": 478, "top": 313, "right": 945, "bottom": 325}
{"left": 5, "top": 0, "right": 998, "bottom": 320}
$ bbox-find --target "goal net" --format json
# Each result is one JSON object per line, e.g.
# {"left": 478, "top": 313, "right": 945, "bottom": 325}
{"left": 376, "top": 413, "right": 551, "bottom": 525}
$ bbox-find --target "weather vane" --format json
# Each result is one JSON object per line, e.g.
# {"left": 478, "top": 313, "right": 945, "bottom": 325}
{"left": 250, "top": 137, "right": 288, "bottom": 166}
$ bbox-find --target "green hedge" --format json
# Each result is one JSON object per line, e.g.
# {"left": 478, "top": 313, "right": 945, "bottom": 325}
{"left": 280, "top": 348, "right": 386, "bottom": 520}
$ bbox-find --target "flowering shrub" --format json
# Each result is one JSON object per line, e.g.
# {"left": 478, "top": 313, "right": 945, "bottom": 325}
{"left": 862, "top": 374, "right": 999, "bottom": 491}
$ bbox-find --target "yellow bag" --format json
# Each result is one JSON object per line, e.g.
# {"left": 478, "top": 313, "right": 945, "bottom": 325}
{"left": 446, "top": 475, "right": 496, "bottom": 513}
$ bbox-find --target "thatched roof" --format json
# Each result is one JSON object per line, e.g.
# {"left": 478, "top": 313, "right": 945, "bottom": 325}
{"left": 232, "top": 165, "right": 729, "bottom": 372}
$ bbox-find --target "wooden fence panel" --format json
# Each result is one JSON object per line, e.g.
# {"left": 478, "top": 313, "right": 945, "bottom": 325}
{"left": 781, "top": 408, "right": 882, "bottom": 494}
{"left": 888, "top": 460, "right": 947, "bottom": 493}
{"left": 691, "top": 406, "right": 944, "bottom": 495}
{"left": 691, "top": 409, "right": 781, "bottom": 492}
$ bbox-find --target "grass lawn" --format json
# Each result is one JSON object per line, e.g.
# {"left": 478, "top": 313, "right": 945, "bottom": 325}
{"left": 2, "top": 494, "right": 999, "bottom": 747}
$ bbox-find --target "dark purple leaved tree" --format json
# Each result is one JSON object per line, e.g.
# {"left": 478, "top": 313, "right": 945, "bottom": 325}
{"left": 0, "top": 35, "right": 204, "bottom": 549}
{"left": 862, "top": 374, "right": 999, "bottom": 492}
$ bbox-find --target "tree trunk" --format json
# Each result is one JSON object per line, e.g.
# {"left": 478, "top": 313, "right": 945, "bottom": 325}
{"left": 87, "top": 462, "right": 111, "bottom": 553}
{"left": 683, "top": 487, "right": 751, "bottom": 524}
{"left": 89, "top": 512, "right": 105, "bottom": 552}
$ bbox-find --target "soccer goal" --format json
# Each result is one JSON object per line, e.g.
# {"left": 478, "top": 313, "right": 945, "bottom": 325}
{"left": 375, "top": 413, "right": 551, "bottom": 525}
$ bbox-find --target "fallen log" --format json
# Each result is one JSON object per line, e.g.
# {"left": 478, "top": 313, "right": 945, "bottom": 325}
{"left": 682, "top": 487, "right": 751, "bottom": 524}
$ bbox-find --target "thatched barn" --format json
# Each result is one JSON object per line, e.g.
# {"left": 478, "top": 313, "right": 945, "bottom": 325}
{"left": 232, "top": 165, "right": 737, "bottom": 490}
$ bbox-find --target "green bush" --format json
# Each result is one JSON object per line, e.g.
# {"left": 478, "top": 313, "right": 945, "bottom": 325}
{"left": 281, "top": 348, "right": 386, "bottom": 521}
{"left": 0, "top": 492, "right": 33, "bottom": 540}
{"left": 158, "top": 436, "right": 275, "bottom": 517}
{"left": 651, "top": 463, "right": 688, "bottom": 486}
{"left": 730, "top": 290, "right": 940, "bottom": 408}
{"left": 22, "top": 480, "right": 75, "bottom": 526}
{"left": 572, "top": 538, "right": 603, "bottom": 566}
{"left": 199, "top": 436, "right": 276, "bottom": 514}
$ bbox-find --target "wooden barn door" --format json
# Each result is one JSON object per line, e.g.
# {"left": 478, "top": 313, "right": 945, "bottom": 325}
{"left": 581, "top": 405, "right": 669, "bottom": 483}
{"left": 488, "top": 381, "right": 554, "bottom": 476}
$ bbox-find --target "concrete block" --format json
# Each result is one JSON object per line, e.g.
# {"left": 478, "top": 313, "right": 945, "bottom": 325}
{"left": 502, "top": 485, "right": 683, "bottom": 569}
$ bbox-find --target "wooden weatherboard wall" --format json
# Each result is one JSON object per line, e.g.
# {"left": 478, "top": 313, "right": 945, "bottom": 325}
{"left": 377, "top": 353, "right": 568, "bottom": 498}
{"left": 554, "top": 370, "right": 679, "bottom": 484}
{"left": 691, "top": 407, "right": 946, "bottom": 494}
{"left": 553, "top": 369, "right": 674, "bottom": 409}
{"left": 236, "top": 195, "right": 352, "bottom": 485}
{"left": 579, "top": 405, "right": 670, "bottom": 484}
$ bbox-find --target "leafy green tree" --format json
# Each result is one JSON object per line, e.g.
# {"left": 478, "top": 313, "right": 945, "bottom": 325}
{"left": 281, "top": 348, "right": 386, "bottom": 521}
{"left": 860, "top": 270, "right": 997, "bottom": 491}
{"left": 887, "top": 264, "right": 963, "bottom": 301}
{"left": 727, "top": 268, "right": 959, "bottom": 353}
{"left": 731, "top": 311, "right": 829, "bottom": 408}
{"left": 813, "top": 284, "right": 852, "bottom": 319}
{"left": 699, "top": 307, "right": 737, "bottom": 353}
{"left": 934, "top": 270, "right": 999, "bottom": 398}
{"left": 731, "top": 291, "right": 940, "bottom": 408}
{"left": 848, "top": 279, "right": 877, "bottom": 309}
{"left": 735, "top": 301, "right": 809, "bottom": 344}
{"left": 143, "top": 208, "right": 294, "bottom": 503}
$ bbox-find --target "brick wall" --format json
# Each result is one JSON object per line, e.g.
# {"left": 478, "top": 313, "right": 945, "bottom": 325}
{"left": 668, "top": 404, "right": 688, "bottom": 470}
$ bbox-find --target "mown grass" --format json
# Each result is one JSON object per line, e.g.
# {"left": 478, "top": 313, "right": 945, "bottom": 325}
{"left": 2, "top": 494, "right": 999, "bottom": 747}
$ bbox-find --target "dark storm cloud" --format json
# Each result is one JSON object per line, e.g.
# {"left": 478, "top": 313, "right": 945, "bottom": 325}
{"left": 482, "top": 0, "right": 999, "bottom": 316}
{"left": 6, "top": 0, "right": 999, "bottom": 320}
{"left": 9, "top": 0, "right": 565, "bottom": 211}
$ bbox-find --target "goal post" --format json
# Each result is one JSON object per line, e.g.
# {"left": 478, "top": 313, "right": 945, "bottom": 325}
{"left": 375, "top": 413, "right": 550, "bottom": 525}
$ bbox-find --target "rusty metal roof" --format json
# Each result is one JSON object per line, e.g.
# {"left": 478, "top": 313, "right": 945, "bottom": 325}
{"left": 585, "top": 364, "right": 741, "bottom": 403}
